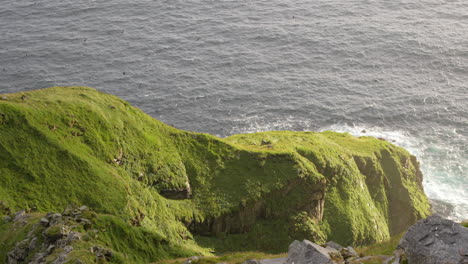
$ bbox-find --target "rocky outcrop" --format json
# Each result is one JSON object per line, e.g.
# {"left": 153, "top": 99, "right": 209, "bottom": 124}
{"left": 398, "top": 214, "right": 468, "bottom": 264}
{"left": 5, "top": 205, "right": 112, "bottom": 264}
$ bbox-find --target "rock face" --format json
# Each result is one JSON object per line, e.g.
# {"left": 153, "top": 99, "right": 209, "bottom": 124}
{"left": 285, "top": 240, "right": 344, "bottom": 264}
{"left": 398, "top": 214, "right": 468, "bottom": 264}
{"left": 5, "top": 205, "right": 112, "bottom": 264}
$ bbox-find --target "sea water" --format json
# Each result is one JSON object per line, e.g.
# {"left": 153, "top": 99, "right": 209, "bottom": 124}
{"left": 0, "top": 0, "right": 466, "bottom": 220}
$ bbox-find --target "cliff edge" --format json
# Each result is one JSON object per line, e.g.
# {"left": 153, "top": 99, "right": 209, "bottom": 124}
{"left": 0, "top": 87, "right": 430, "bottom": 263}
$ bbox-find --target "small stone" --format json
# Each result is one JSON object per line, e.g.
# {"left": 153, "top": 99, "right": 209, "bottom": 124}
{"left": 90, "top": 246, "right": 99, "bottom": 253}
{"left": 78, "top": 206, "right": 88, "bottom": 212}
{"left": 64, "top": 245, "right": 74, "bottom": 253}
{"left": 47, "top": 245, "right": 56, "bottom": 254}
{"left": 40, "top": 217, "right": 50, "bottom": 226}
{"left": 1, "top": 96, "right": 7, "bottom": 100}
{"left": 13, "top": 210, "right": 27, "bottom": 222}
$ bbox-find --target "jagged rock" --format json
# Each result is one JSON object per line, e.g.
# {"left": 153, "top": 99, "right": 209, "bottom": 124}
{"left": 79, "top": 206, "right": 88, "bottom": 212}
{"left": 285, "top": 240, "right": 344, "bottom": 264}
{"left": 7, "top": 239, "right": 30, "bottom": 263}
{"left": 398, "top": 214, "right": 468, "bottom": 264}
{"left": 4, "top": 215, "right": 12, "bottom": 222}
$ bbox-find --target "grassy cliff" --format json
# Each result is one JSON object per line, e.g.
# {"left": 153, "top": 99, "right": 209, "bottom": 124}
{"left": 0, "top": 87, "right": 430, "bottom": 263}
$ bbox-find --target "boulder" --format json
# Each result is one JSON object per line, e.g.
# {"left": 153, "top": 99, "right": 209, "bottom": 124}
{"left": 398, "top": 214, "right": 468, "bottom": 264}
{"left": 285, "top": 240, "right": 344, "bottom": 264}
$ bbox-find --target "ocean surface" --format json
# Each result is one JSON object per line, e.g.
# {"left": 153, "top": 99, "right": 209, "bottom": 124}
{"left": 0, "top": 0, "right": 466, "bottom": 220}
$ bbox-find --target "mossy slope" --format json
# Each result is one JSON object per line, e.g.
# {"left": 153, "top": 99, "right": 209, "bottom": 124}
{"left": 0, "top": 87, "right": 430, "bottom": 262}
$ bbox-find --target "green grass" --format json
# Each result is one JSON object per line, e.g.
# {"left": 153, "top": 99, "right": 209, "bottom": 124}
{"left": 0, "top": 87, "right": 431, "bottom": 262}
{"left": 356, "top": 233, "right": 403, "bottom": 256}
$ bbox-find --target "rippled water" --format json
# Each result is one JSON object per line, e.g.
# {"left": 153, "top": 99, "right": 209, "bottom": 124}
{"left": 0, "top": 0, "right": 467, "bottom": 220}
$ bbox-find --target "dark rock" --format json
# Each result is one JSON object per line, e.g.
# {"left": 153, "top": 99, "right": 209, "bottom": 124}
{"left": 398, "top": 214, "right": 468, "bottom": 264}
{"left": 285, "top": 240, "right": 344, "bottom": 264}
{"left": 91, "top": 246, "right": 113, "bottom": 261}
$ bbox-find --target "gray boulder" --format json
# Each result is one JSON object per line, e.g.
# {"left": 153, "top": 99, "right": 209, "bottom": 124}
{"left": 398, "top": 214, "right": 468, "bottom": 264}
{"left": 285, "top": 240, "right": 344, "bottom": 264}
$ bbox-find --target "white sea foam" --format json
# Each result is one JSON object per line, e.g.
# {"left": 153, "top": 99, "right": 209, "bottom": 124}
{"left": 320, "top": 123, "right": 468, "bottom": 221}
